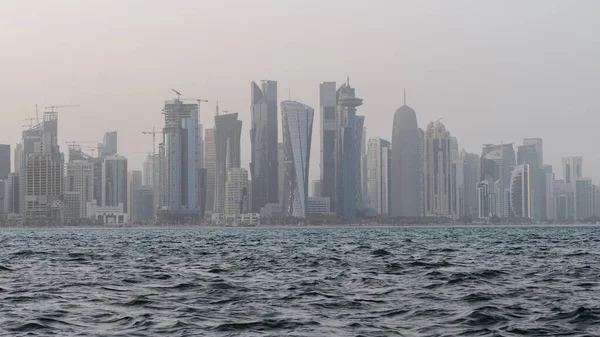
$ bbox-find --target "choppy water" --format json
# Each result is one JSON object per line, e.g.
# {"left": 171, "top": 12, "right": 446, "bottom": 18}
{"left": 1, "top": 226, "right": 600, "bottom": 336}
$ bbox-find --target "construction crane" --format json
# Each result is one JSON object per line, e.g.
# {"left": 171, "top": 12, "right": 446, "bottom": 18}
{"left": 141, "top": 127, "right": 164, "bottom": 158}
{"left": 44, "top": 105, "right": 80, "bottom": 113}
{"left": 171, "top": 89, "right": 182, "bottom": 100}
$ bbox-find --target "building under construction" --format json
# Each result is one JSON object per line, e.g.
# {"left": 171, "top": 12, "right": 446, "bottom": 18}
{"left": 21, "top": 111, "right": 64, "bottom": 224}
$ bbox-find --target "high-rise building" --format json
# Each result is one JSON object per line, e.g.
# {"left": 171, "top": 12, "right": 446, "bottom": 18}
{"left": 23, "top": 111, "right": 64, "bottom": 223}
{"left": 554, "top": 179, "right": 568, "bottom": 221}
{"left": 213, "top": 113, "right": 242, "bottom": 214}
{"left": 204, "top": 128, "right": 216, "bottom": 216}
{"left": 523, "top": 138, "right": 543, "bottom": 168}
{"left": 544, "top": 165, "right": 556, "bottom": 220}
{"left": 391, "top": 96, "right": 421, "bottom": 218}
{"left": 281, "top": 100, "right": 314, "bottom": 218}
{"left": 225, "top": 168, "right": 249, "bottom": 217}
{"left": 423, "top": 121, "right": 456, "bottom": 217}
{"left": 320, "top": 81, "right": 337, "bottom": 213}
{"left": 250, "top": 80, "right": 279, "bottom": 213}
{"left": 335, "top": 80, "right": 363, "bottom": 220}
{"left": 132, "top": 186, "right": 154, "bottom": 223}
{"left": 198, "top": 123, "right": 204, "bottom": 169}
{"left": 480, "top": 143, "right": 516, "bottom": 218}
{"left": 65, "top": 160, "right": 94, "bottom": 219}
{"left": 510, "top": 164, "right": 531, "bottom": 218}
{"left": 562, "top": 157, "right": 583, "bottom": 220}
{"left": 575, "top": 178, "right": 595, "bottom": 220}
{"left": 158, "top": 97, "right": 200, "bottom": 220}
{"left": 355, "top": 116, "right": 366, "bottom": 211}
{"left": 461, "top": 151, "right": 480, "bottom": 218}
{"left": 366, "top": 138, "right": 391, "bottom": 215}
{"left": 14, "top": 143, "right": 22, "bottom": 174}
{"left": 277, "top": 142, "right": 285, "bottom": 205}
{"left": 517, "top": 143, "right": 545, "bottom": 220}
{"left": 0, "top": 144, "right": 10, "bottom": 180}
{"left": 4, "top": 173, "right": 19, "bottom": 215}
{"left": 102, "top": 155, "right": 128, "bottom": 213}
{"left": 100, "top": 131, "right": 118, "bottom": 158}
{"left": 0, "top": 180, "right": 5, "bottom": 218}
{"left": 128, "top": 170, "right": 142, "bottom": 220}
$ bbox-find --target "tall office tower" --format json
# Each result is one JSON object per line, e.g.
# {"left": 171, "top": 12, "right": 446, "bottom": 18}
{"left": 480, "top": 143, "right": 516, "bottom": 218}
{"left": 4, "top": 173, "right": 19, "bottom": 215}
{"left": 64, "top": 160, "right": 94, "bottom": 219}
{"left": 517, "top": 143, "right": 545, "bottom": 220}
{"left": 92, "top": 158, "right": 104, "bottom": 206}
{"left": 391, "top": 94, "right": 421, "bottom": 218}
{"left": 595, "top": 185, "right": 600, "bottom": 218}
{"left": 477, "top": 178, "right": 497, "bottom": 218}
{"left": 562, "top": 156, "right": 583, "bottom": 220}
{"left": 0, "top": 144, "right": 10, "bottom": 180}
{"left": 554, "top": 179, "right": 568, "bottom": 221}
{"left": 335, "top": 80, "right": 363, "bottom": 220}
{"left": 575, "top": 178, "right": 595, "bottom": 220}
{"left": 204, "top": 128, "right": 216, "bottom": 216}
{"left": 159, "top": 97, "right": 200, "bottom": 220}
{"left": 281, "top": 101, "right": 314, "bottom": 218}
{"left": 360, "top": 127, "right": 368, "bottom": 211}
{"left": 510, "top": 164, "right": 532, "bottom": 218}
{"left": 133, "top": 186, "right": 154, "bottom": 223}
{"left": 142, "top": 155, "right": 156, "bottom": 187}
{"left": 225, "top": 168, "right": 249, "bottom": 217}
{"left": 320, "top": 81, "right": 337, "bottom": 212}
{"left": 311, "top": 180, "right": 322, "bottom": 198}
{"left": 423, "top": 120, "right": 456, "bottom": 217}
{"left": 0, "top": 180, "right": 5, "bottom": 217}
{"left": 461, "top": 151, "right": 481, "bottom": 217}
{"left": 451, "top": 159, "right": 465, "bottom": 218}
{"left": 128, "top": 170, "right": 142, "bottom": 220}
{"left": 418, "top": 128, "right": 425, "bottom": 216}
{"left": 23, "top": 111, "right": 64, "bottom": 223}
{"left": 366, "top": 138, "right": 391, "bottom": 215}
{"left": 158, "top": 143, "right": 167, "bottom": 207}
{"left": 250, "top": 80, "right": 279, "bottom": 213}
{"left": 100, "top": 131, "right": 118, "bottom": 157}
{"left": 544, "top": 165, "right": 556, "bottom": 220}
{"left": 277, "top": 142, "right": 285, "bottom": 205}
{"left": 198, "top": 123, "right": 205, "bottom": 169}
{"left": 197, "top": 168, "right": 207, "bottom": 219}
{"left": 355, "top": 116, "right": 366, "bottom": 211}
{"left": 523, "top": 138, "right": 543, "bottom": 168}
{"left": 102, "top": 155, "right": 128, "bottom": 213}
{"left": 14, "top": 143, "right": 22, "bottom": 173}
{"left": 213, "top": 113, "right": 242, "bottom": 214}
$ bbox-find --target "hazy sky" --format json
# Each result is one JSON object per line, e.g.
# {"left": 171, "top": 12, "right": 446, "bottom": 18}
{"left": 1, "top": 0, "right": 599, "bottom": 183}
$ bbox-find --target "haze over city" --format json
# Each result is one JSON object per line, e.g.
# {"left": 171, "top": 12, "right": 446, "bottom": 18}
{"left": 1, "top": 0, "right": 599, "bottom": 184}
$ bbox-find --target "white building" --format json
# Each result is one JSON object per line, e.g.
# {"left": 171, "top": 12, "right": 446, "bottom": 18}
{"left": 65, "top": 160, "right": 94, "bottom": 219}
{"left": 423, "top": 121, "right": 457, "bottom": 217}
{"left": 87, "top": 201, "right": 128, "bottom": 224}
{"left": 366, "top": 138, "right": 391, "bottom": 215}
{"left": 225, "top": 168, "right": 249, "bottom": 217}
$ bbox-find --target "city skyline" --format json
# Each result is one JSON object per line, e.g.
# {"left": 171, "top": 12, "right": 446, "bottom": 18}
{"left": 2, "top": 1, "right": 599, "bottom": 186}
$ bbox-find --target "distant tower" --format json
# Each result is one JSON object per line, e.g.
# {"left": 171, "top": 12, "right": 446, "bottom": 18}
{"left": 213, "top": 113, "right": 242, "bottom": 214}
{"left": 510, "top": 164, "right": 532, "bottom": 218}
{"left": 320, "top": 82, "right": 337, "bottom": 212}
{"left": 423, "top": 120, "right": 457, "bottom": 217}
{"left": 250, "top": 80, "right": 279, "bottom": 212}
{"left": 391, "top": 91, "right": 421, "bottom": 217}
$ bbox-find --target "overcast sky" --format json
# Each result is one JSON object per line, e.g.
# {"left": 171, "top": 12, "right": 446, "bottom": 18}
{"left": 1, "top": 0, "right": 599, "bottom": 184}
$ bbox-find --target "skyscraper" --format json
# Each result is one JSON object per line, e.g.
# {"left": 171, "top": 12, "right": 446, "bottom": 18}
{"left": 213, "top": 113, "right": 242, "bottom": 214}
{"left": 0, "top": 144, "right": 10, "bottom": 180}
{"left": 4, "top": 173, "right": 19, "bottom": 215}
{"left": 281, "top": 100, "right": 314, "bottom": 218}
{"left": 575, "top": 178, "right": 594, "bottom": 220}
{"left": 391, "top": 95, "right": 421, "bottom": 218}
{"left": 23, "top": 111, "right": 64, "bottom": 223}
{"left": 250, "top": 80, "right": 279, "bottom": 213}
{"left": 423, "top": 120, "right": 456, "bottom": 217}
{"left": 320, "top": 82, "right": 337, "bottom": 212}
{"left": 517, "top": 142, "right": 545, "bottom": 220}
{"left": 159, "top": 96, "right": 200, "bottom": 220}
{"left": 481, "top": 143, "right": 516, "bottom": 218}
{"left": 102, "top": 155, "right": 128, "bottom": 213}
{"left": 461, "top": 150, "right": 481, "bottom": 217}
{"left": 544, "top": 165, "right": 556, "bottom": 220}
{"left": 335, "top": 80, "right": 363, "bottom": 220}
{"left": 523, "top": 138, "right": 543, "bottom": 168}
{"left": 562, "top": 156, "right": 583, "bottom": 220}
{"left": 128, "top": 170, "right": 142, "bottom": 220}
{"left": 510, "top": 164, "right": 531, "bottom": 218}
{"left": 355, "top": 116, "right": 366, "bottom": 211}
{"left": 133, "top": 186, "right": 154, "bottom": 223}
{"left": 204, "top": 128, "right": 216, "bottom": 216}
{"left": 101, "top": 131, "right": 118, "bottom": 158}
{"left": 65, "top": 160, "right": 94, "bottom": 219}
{"left": 225, "top": 168, "right": 249, "bottom": 217}
{"left": 367, "top": 138, "right": 391, "bottom": 215}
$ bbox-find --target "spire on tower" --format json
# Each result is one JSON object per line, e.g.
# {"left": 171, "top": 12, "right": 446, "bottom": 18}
{"left": 215, "top": 101, "right": 220, "bottom": 116}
